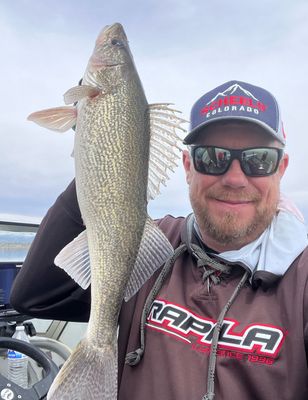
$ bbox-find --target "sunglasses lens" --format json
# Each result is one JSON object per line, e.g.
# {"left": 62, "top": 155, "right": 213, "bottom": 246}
{"left": 241, "top": 148, "right": 280, "bottom": 176}
{"left": 192, "top": 147, "right": 282, "bottom": 176}
{"left": 194, "top": 147, "right": 231, "bottom": 175}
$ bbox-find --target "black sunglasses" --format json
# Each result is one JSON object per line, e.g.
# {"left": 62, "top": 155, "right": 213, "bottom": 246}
{"left": 189, "top": 146, "right": 284, "bottom": 177}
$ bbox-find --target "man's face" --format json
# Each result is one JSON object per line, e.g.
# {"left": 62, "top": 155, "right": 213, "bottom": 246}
{"left": 183, "top": 121, "right": 289, "bottom": 252}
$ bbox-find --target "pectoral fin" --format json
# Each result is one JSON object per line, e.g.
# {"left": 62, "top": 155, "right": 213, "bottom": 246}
{"left": 54, "top": 230, "right": 91, "bottom": 289}
{"left": 124, "top": 217, "right": 174, "bottom": 301}
{"left": 54, "top": 217, "right": 174, "bottom": 299}
{"left": 27, "top": 106, "right": 77, "bottom": 132}
{"left": 63, "top": 85, "right": 102, "bottom": 105}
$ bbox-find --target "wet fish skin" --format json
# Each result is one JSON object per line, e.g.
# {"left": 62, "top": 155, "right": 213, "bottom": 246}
{"left": 28, "top": 22, "right": 185, "bottom": 400}
{"left": 52, "top": 23, "right": 149, "bottom": 400}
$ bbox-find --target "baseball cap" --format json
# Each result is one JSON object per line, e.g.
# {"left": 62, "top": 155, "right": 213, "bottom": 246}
{"left": 183, "top": 80, "right": 286, "bottom": 146}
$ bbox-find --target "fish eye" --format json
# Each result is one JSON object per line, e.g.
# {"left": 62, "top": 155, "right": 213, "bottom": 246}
{"left": 111, "top": 38, "right": 123, "bottom": 46}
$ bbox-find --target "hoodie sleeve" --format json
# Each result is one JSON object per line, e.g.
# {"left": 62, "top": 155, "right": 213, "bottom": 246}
{"left": 10, "top": 180, "right": 91, "bottom": 322}
{"left": 304, "top": 273, "right": 308, "bottom": 359}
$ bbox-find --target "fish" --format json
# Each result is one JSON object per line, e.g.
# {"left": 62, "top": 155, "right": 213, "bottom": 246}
{"left": 27, "top": 23, "right": 186, "bottom": 400}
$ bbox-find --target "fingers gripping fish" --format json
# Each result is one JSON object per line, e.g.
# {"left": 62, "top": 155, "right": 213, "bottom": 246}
{"left": 28, "top": 23, "right": 186, "bottom": 400}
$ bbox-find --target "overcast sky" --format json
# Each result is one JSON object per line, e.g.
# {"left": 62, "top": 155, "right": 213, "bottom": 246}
{"left": 1, "top": 0, "right": 308, "bottom": 223}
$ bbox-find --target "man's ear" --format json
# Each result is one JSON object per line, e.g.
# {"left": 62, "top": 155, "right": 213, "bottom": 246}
{"left": 183, "top": 149, "right": 193, "bottom": 184}
{"left": 278, "top": 152, "right": 289, "bottom": 178}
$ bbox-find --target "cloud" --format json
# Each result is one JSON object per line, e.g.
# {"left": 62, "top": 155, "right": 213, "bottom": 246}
{"left": 0, "top": 0, "right": 308, "bottom": 222}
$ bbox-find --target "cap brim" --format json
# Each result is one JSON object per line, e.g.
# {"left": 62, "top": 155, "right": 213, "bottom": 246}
{"left": 183, "top": 116, "right": 285, "bottom": 145}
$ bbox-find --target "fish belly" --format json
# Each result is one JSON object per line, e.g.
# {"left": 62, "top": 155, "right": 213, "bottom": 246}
{"left": 48, "top": 86, "right": 149, "bottom": 400}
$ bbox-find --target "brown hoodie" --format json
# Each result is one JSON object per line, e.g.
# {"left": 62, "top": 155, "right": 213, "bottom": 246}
{"left": 10, "top": 181, "right": 308, "bottom": 399}
{"left": 118, "top": 215, "right": 308, "bottom": 399}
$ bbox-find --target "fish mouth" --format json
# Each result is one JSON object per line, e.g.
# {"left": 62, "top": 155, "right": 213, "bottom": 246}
{"left": 103, "top": 62, "right": 125, "bottom": 68}
{"left": 89, "top": 23, "right": 130, "bottom": 72}
{"left": 89, "top": 60, "right": 125, "bottom": 71}
{"left": 98, "top": 23, "right": 127, "bottom": 43}
{"left": 103, "top": 23, "right": 125, "bottom": 36}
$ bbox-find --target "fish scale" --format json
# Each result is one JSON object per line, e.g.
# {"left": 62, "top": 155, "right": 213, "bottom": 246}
{"left": 28, "top": 22, "right": 186, "bottom": 399}
{"left": 61, "top": 52, "right": 150, "bottom": 396}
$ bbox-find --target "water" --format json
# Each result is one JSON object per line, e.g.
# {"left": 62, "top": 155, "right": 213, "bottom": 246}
{"left": 7, "top": 353, "right": 28, "bottom": 388}
{"left": 7, "top": 325, "right": 30, "bottom": 388}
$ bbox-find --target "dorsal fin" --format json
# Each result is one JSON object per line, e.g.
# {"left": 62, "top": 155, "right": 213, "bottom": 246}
{"left": 147, "top": 104, "right": 187, "bottom": 201}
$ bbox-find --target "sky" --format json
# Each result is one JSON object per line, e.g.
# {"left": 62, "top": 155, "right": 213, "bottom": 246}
{"left": 1, "top": 0, "right": 308, "bottom": 223}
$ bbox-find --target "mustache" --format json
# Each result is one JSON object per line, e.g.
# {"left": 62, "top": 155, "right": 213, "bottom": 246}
{"left": 206, "top": 189, "right": 261, "bottom": 202}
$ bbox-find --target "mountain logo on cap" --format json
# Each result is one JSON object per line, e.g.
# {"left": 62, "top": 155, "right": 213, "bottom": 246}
{"left": 185, "top": 81, "right": 286, "bottom": 145}
{"left": 207, "top": 83, "right": 259, "bottom": 104}
{"left": 200, "top": 82, "right": 267, "bottom": 115}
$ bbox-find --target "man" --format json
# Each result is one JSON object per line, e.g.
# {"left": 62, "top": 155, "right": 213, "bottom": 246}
{"left": 11, "top": 81, "right": 308, "bottom": 399}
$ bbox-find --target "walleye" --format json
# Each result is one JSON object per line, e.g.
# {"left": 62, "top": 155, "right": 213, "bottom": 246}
{"left": 28, "top": 23, "right": 186, "bottom": 400}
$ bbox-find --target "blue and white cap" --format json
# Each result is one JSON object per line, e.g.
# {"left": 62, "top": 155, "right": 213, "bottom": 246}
{"left": 184, "top": 80, "right": 286, "bottom": 146}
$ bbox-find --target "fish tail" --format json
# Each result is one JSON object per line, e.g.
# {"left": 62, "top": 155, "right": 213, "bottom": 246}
{"left": 47, "top": 338, "right": 117, "bottom": 400}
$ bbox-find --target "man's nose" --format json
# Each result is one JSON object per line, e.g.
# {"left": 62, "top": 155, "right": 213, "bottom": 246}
{"left": 220, "top": 159, "right": 249, "bottom": 188}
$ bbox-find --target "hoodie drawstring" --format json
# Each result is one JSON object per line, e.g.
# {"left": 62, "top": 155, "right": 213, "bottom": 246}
{"left": 125, "top": 214, "right": 250, "bottom": 400}
{"left": 125, "top": 243, "right": 187, "bottom": 366}
{"left": 202, "top": 269, "right": 249, "bottom": 400}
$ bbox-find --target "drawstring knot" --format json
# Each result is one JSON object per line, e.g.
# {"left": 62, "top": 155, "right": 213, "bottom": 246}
{"left": 125, "top": 243, "right": 188, "bottom": 367}
{"left": 125, "top": 348, "right": 144, "bottom": 366}
{"left": 190, "top": 243, "right": 232, "bottom": 287}
{"left": 201, "top": 267, "right": 222, "bottom": 285}
{"left": 202, "top": 393, "right": 215, "bottom": 400}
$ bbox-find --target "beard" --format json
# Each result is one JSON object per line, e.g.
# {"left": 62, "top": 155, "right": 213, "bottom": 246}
{"left": 190, "top": 187, "right": 279, "bottom": 248}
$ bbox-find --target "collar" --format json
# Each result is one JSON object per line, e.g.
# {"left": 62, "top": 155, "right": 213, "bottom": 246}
{"left": 193, "top": 208, "right": 308, "bottom": 282}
